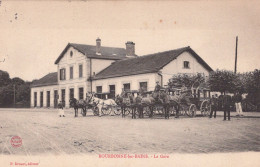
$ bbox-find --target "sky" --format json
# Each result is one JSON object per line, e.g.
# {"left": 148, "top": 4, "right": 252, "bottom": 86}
{"left": 0, "top": 0, "right": 259, "bottom": 81}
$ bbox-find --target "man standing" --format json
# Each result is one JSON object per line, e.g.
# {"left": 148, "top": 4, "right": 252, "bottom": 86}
{"left": 209, "top": 94, "right": 218, "bottom": 118}
{"left": 222, "top": 95, "right": 232, "bottom": 121}
{"left": 234, "top": 91, "right": 244, "bottom": 117}
{"left": 154, "top": 81, "right": 161, "bottom": 92}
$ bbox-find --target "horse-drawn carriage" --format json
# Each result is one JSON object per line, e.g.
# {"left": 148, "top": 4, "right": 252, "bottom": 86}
{"left": 168, "top": 82, "right": 211, "bottom": 117}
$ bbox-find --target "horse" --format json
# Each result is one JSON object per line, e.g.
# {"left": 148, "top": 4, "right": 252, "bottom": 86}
{"left": 151, "top": 89, "right": 180, "bottom": 119}
{"left": 69, "top": 97, "right": 92, "bottom": 117}
{"left": 115, "top": 94, "right": 132, "bottom": 118}
{"left": 90, "top": 96, "right": 117, "bottom": 117}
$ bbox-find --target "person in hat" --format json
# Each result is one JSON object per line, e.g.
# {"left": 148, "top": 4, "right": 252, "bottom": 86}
{"left": 58, "top": 100, "right": 65, "bottom": 117}
{"left": 154, "top": 81, "right": 161, "bottom": 92}
{"left": 234, "top": 91, "right": 244, "bottom": 117}
{"left": 209, "top": 94, "right": 218, "bottom": 118}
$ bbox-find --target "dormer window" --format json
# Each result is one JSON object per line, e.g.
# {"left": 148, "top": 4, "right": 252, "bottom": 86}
{"left": 70, "top": 51, "right": 73, "bottom": 57}
{"left": 183, "top": 61, "right": 190, "bottom": 69}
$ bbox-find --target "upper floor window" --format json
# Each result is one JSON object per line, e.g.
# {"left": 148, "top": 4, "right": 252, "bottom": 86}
{"left": 70, "top": 66, "right": 73, "bottom": 79}
{"left": 79, "top": 64, "right": 83, "bottom": 78}
{"left": 183, "top": 61, "right": 190, "bottom": 69}
{"left": 60, "top": 68, "right": 66, "bottom": 80}
{"left": 70, "top": 51, "right": 73, "bottom": 57}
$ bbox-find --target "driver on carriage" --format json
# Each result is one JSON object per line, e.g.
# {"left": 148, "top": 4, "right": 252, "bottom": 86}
{"left": 179, "top": 84, "right": 190, "bottom": 105}
{"left": 154, "top": 81, "right": 162, "bottom": 103}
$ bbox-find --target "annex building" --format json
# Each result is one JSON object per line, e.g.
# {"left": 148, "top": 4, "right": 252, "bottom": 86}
{"left": 30, "top": 38, "right": 213, "bottom": 108}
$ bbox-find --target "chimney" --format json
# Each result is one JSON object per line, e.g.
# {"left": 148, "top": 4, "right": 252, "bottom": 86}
{"left": 96, "top": 38, "right": 101, "bottom": 55}
{"left": 125, "top": 41, "right": 135, "bottom": 57}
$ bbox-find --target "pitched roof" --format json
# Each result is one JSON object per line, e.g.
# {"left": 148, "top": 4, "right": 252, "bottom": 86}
{"left": 93, "top": 46, "right": 213, "bottom": 80}
{"left": 55, "top": 43, "right": 127, "bottom": 64}
{"left": 31, "top": 72, "right": 58, "bottom": 87}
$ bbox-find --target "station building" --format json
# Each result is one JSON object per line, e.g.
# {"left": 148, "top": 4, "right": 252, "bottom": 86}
{"left": 30, "top": 38, "right": 213, "bottom": 108}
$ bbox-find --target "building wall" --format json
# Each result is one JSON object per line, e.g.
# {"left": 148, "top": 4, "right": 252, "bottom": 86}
{"left": 91, "top": 59, "right": 114, "bottom": 75}
{"left": 92, "top": 73, "right": 158, "bottom": 96}
{"left": 30, "top": 85, "right": 59, "bottom": 108}
{"left": 57, "top": 46, "right": 90, "bottom": 107}
{"left": 161, "top": 51, "right": 210, "bottom": 86}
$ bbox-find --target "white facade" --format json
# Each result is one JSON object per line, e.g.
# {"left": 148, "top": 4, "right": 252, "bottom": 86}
{"left": 92, "top": 73, "right": 159, "bottom": 95}
{"left": 31, "top": 45, "right": 212, "bottom": 108}
{"left": 161, "top": 51, "right": 210, "bottom": 86}
{"left": 30, "top": 85, "right": 58, "bottom": 108}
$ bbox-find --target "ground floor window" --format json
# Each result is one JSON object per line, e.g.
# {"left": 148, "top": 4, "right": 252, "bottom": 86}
{"left": 123, "top": 83, "right": 130, "bottom": 92}
{"left": 34, "top": 92, "right": 37, "bottom": 107}
{"left": 139, "top": 82, "right": 147, "bottom": 92}
{"left": 79, "top": 87, "right": 84, "bottom": 100}
{"left": 54, "top": 90, "right": 58, "bottom": 108}
{"left": 70, "top": 88, "right": 74, "bottom": 100}
{"left": 46, "top": 91, "right": 50, "bottom": 107}
{"left": 109, "top": 85, "right": 115, "bottom": 99}
{"left": 61, "top": 89, "right": 65, "bottom": 106}
{"left": 96, "top": 86, "right": 103, "bottom": 99}
{"left": 40, "top": 92, "right": 43, "bottom": 107}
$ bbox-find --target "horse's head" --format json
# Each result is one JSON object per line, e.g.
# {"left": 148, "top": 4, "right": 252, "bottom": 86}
{"left": 69, "top": 98, "right": 77, "bottom": 106}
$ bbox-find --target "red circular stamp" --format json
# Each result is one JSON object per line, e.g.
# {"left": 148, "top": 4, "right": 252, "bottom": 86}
{"left": 10, "top": 136, "right": 22, "bottom": 148}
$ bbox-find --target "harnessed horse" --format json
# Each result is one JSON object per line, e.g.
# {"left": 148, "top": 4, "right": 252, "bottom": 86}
{"left": 69, "top": 94, "right": 93, "bottom": 117}
{"left": 90, "top": 96, "right": 117, "bottom": 117}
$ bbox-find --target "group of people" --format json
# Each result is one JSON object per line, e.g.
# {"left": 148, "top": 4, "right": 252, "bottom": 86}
{"left": 209, "top": 91, "right": 244, "bottom": 121}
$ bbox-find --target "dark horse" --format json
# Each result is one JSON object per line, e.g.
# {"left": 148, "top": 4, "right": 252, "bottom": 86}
{"left": 69, "top": 97, "right": 92, "bottom": 117}
{"left": 115, "top": 93, "right": 143, "bottom": 119}
{"left": 115, "top": 94, "right": 131, "bottom": 118}
{"left": 151, "top": 90, "right": 180, "bottom": 119}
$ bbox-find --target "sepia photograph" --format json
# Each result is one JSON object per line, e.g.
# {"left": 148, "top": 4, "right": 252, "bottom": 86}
{"left": 0, "top": 0, "right": 259, "bottom": 167}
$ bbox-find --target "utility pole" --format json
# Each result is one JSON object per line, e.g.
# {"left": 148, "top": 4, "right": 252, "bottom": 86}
{"left": 234, "top": 36, "right": 238, "bottom": 73}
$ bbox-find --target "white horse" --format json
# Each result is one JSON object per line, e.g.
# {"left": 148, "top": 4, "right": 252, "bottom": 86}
{"left": 90, "top": 97, "right": 117, "bottom": 117}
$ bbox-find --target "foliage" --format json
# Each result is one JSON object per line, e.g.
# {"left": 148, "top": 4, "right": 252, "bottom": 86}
{"left": 168, "top": 73, "right": 205, "bottom": 89}
{"left": 208, "top": 70, "right": 238, "bottom": 93}
{"left": 0, "top": 71, "right": 31, "bottom": 107}
{"left": 0, "top": 70, "right": 11, "bottom": 87}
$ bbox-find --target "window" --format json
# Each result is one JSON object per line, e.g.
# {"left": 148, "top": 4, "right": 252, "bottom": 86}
{"left": 60, "top": 68, "right": 66, "bottom": 80}
{"left": 109, "top": 85, "right": 115, "bottom": 99}
{"left": 70, "top": 66, "right": 73, "bottom": 79}
{"left": 70, "top": 51, "right": 73, "bottom": 57}
{"left": 40, "top": 92, "right": 43, "bottom": 107}
{"left": 46, "top": 91, "right": 50, "bottom": 107}
{"left": 123, "top": 83, "right": 130, "bottom": 91}
{"left": 54, "top": 90, "right": 58, "bottom": 108}
{"left": 79, "top": 64, "right": 83, "bottom": 78}
{"left": 139, "top": 82, "right": 148, "bottom": 91}
{"left": 61, "top": 89, "right": 66, "bottom": 106}
{"left": 96, "top": 86, "right": 102, "bottom": 93}
{"left": 69, "top": 88, "right": 74, "bottom": 99}
{"left": 183, "top": 61, "right": 190, "bottom": 69}
{"left": 79, "top": 87, "right": 84, "bottom": 100}
{"left": 34, "top": 92, "right": 37, "bottom": 107}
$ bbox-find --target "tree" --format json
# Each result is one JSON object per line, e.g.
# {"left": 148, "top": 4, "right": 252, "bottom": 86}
{"left": 16, "top": 82, "right": 31, "bottom": 103}
{"left": 208, "top": 70, "right": 237, "bottom": 94}
{"left": 0, "top": 70, "right": 11, "bottom": 87}
{"left": 168, "top": 73, "right": 205, "bottom": 88}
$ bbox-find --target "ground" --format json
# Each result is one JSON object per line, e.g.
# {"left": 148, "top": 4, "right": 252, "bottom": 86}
{"left": 0, "top": 108, "right": 260, "bottom": 155}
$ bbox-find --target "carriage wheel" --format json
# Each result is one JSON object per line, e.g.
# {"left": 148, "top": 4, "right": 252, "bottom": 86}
{"left": 187, "top": 104, "right": 197, "bottom": 117}
{"left": 113, "top": 106, "right": 122, "bottom": 115}
{"left": 101, "top": 106, "right": 112, "bottom": 115}
{"left": 93, "top": 107, "right": 99, "bottom": 116}
{"left": 200, "top": 100, "right": 210, "bottom": 117}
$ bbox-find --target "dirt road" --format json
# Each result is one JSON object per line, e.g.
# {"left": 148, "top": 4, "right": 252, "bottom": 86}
{"left": 0, "top": 108, "right": 260, "bottom": 155}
